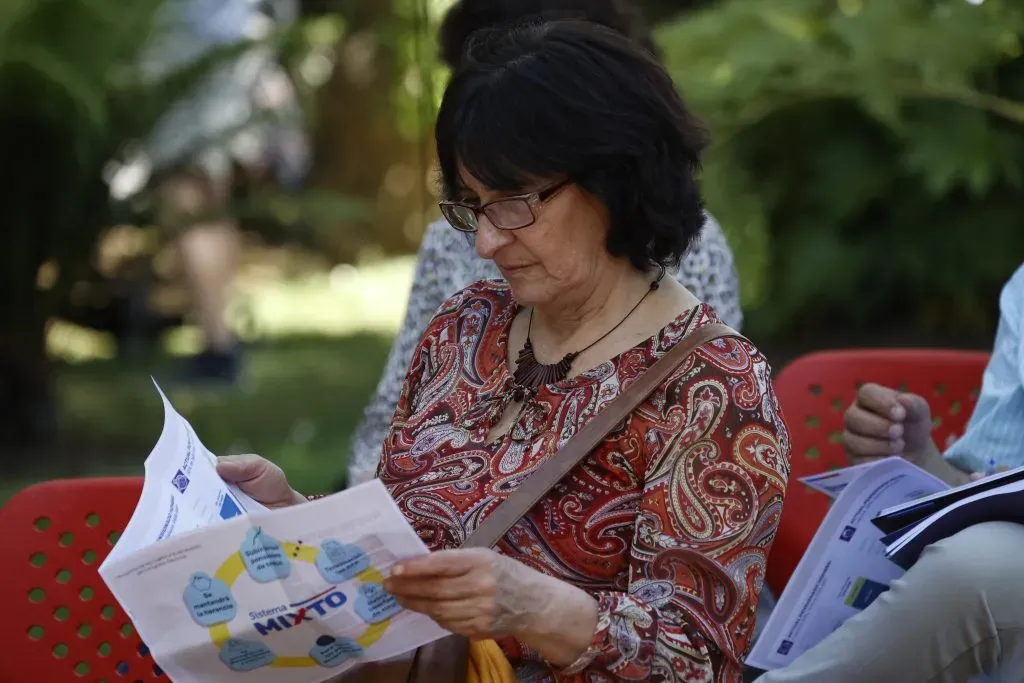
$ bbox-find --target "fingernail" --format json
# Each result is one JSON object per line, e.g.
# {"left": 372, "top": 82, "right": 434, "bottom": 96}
{"left": 890, "top": 439, "right": 904, "bottom": 453}
{"left": 890, "top": 405, "right": 906, "bottom": 421}
{"left": 391, "top": 565, "right": 404, "bottom": 576}
{"left": 889, "top": 424, "right": 903, "bottom": 439}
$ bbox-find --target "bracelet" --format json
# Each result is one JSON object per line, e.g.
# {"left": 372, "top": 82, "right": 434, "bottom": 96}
{"left": 556, "top": 645, "right": 601, "bottom": 675}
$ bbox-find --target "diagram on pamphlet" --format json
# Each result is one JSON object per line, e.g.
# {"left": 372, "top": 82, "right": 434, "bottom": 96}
{"left": 182, "top": 527, "right": 402, "bottom": 672}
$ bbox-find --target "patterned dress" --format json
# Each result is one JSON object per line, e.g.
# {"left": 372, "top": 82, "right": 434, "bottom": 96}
{"left": 376, "top": 280, "right": 790, "bottom": 682}
{"left": 349, "top": 211, "right": 743, "bottom": 487}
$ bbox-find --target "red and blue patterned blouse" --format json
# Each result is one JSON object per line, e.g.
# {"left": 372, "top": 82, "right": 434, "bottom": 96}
{"left": 377, "top": 279, "right": 791, "bottom": 682}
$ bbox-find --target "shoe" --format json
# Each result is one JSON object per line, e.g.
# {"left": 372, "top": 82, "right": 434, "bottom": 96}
{"left": 176, "top": 344, "right": 244, "bottom": 386}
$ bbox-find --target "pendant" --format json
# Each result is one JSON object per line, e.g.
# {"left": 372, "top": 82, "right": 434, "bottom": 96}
{"left": 513, "top": 339, "right": 577, "bottom": 394}
{"left": 509, "top": 268, "right": 663, "bottom": 399}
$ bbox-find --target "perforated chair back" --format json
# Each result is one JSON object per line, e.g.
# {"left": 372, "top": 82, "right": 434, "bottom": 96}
{"left": 0, "top": 477, "right": 165, "bottom": 682}
{"left": 765, "top": 348, "right": 990, "bottom": 594}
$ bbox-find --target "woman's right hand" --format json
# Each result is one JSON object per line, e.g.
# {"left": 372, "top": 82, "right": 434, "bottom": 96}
{"left": 216, "top": 454, "right": 306, "bottom": 508}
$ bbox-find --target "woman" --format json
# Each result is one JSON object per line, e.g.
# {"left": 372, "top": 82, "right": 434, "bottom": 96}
{"left": 219, "top": 21, "right": 790, "bottom": 682}
{"left": 346, "top": 0, "right": 743, "bottom": 490}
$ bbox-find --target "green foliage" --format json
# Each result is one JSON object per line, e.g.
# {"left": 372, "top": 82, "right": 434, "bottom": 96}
{"left": 2, "top": 0, "right": 231, "bottom": 296}
{"left": 0, "top": 0, "right": 364, "bottom": 446}
{"left": 658, "top": 0, "right": 1024, "bottom": 340}
{"left": 387, "top": 0, "right": 456, "bottom": 142}
{"left": 0, "top": 1, "right": 140, "bottom": 443}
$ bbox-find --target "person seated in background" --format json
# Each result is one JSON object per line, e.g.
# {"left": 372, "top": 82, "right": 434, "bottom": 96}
{"left": 345, "top": 0, "right": 744, "bottom": 490}
{"left": 220, "top": 21, "right": 790, "bottom": 681}
{"left": 754, "top": 261, "right": 1024, "bottom": 683}
{"left": 842, "top": 262, "right": 1024, "bottom": 486}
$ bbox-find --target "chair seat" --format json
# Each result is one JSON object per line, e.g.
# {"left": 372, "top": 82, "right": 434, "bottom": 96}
{"left": 765, "top": 348, "right": 989, "bottom": 595}
{"left": 0, "top": 477, "right": 165, "bottom": 682}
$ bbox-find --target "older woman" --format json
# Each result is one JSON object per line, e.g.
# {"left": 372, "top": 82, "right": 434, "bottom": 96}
{"left": 219, "top": 21, "right": 790, "bottom": 682}
{"left": 346, "top": 0, "right": 744, "bottom": 491}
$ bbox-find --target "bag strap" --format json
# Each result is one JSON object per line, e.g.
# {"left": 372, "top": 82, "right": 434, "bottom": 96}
{"left": 463, "top": 319, "right": 740, "bottom": 549}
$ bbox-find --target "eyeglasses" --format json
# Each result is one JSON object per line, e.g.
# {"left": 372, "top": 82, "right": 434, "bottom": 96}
{"left": 438, "top": 180, "right": 569, "bottom": 233}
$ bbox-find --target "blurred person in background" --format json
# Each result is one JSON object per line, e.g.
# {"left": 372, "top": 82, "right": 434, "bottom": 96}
{"left": 118, "top": 0, "right": 309, "bottom": 383}
{"left": 345, "top": 0, "right": 744, "bottom": 489}
{"left": 754, "top": 263, "right": 1024, "bottom": 682}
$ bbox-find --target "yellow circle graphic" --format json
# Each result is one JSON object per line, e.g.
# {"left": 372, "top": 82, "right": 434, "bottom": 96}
{"left": 207, "top": 540, "right": 392, "bottom": 668}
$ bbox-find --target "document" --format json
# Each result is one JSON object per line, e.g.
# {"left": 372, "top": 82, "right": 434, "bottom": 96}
{"left": 104, "top": 383, "right": 268, "bottom": 568}
{"left": 798, "top": 461, "right": 879, "bottom": 500}
{"left": 746, "top": 457, "right": 947, "bottom": 671}
{"left": 99, "top": 382, "right": 448, "bottom": 683}
{"left": 875, "top": 464, "right": 1024, "bottom": 569}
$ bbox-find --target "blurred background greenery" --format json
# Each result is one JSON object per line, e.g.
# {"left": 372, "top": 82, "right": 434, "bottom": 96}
{"left": 1, "top": 0, "right": 1022, "bottom": 502}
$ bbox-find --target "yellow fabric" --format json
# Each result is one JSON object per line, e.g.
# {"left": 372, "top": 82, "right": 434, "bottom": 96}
{"left": 467, "top": 639, "right": 517, "bottom": 683}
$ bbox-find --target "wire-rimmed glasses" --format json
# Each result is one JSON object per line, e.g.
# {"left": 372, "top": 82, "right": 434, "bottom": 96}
{"left": 438, "top": 179, "right": 569, "bottom": 233}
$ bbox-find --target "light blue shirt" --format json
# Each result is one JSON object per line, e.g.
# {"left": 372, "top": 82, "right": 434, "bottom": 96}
{"left": 944, "top": 262, "right": 1024, "bottom": 474}
{"left": 140, "top": 0, "right": 255, "bottom": 80}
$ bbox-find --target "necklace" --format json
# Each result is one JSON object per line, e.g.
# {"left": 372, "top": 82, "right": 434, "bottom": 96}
{"left": 511, "top": 266, "right": 666, "bottom": 399}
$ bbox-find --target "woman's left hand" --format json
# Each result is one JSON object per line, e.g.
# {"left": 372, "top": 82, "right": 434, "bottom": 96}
{"left": 385, "top": 549, "right": 600, "bottom": 667}
{"left": 383, "top": 548, "right": 548, "bottom": 640}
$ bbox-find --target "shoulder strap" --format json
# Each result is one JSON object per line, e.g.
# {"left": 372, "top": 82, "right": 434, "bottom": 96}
{"left": 463, "top": 320, "right": 741, "bottom": 549}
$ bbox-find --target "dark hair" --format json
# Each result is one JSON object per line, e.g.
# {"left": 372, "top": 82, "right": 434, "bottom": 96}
{"left": 434, "top": 21, "right": 709, "bottom": 271}
{"left": 438, "top": 0, "right": 658, "bottom": 70}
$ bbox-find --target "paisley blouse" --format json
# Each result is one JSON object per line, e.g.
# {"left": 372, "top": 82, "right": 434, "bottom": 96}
{"left": 348, "top": 211, "right": 743, "bottom": 487}
{"left": 376, "top": 280, "right": 790, "bottom": 682}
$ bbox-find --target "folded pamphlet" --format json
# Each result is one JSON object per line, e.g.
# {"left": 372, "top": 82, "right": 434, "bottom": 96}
{"left": 98, "top": 381, "right": 448, "bottom": 683}
{"left": 796, "top": 460, "right": 879, "bottom": 499}
{"left": 748, "top": 455, "right": 1024, "bottom": 671}
{"left": 746, "top": 457, "right": 947, "bottom": 671}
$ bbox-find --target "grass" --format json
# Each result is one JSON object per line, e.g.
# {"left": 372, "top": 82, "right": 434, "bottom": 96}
{"left": 0, "top": 332, "right": 392, "bottom": 504}
{"left": 0, "top": 256, "right": 415, "bottom": 504}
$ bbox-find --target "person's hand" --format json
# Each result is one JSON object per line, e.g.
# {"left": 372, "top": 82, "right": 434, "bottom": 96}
{"left": 384, "top": 548, "right": 549, "bottom": 639}
{"left": 383, "top": 548, "right": 597, "bottom": 667}
{"left": 968, "top": 465, "right": 1009, "bottom": 483}
{"left": 842, "top": 383, "right": 936, "bottom": 467}
{"left": 216, "top": 454, "right": 305, "bottom": 508}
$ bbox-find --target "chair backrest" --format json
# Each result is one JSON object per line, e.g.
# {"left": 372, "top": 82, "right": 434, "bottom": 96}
{"left": 0, "top": 477, "right": 166, "bottom": 682}
{"left": 765, "top": 348, "right": 990, "bottom": 595}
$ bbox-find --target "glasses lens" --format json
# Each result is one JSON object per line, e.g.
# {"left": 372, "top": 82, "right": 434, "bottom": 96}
{"left": 485, "top": 199, "right": 534, "bottom": 230}
{"left": 441, "top": 204, "right": 478, "bottom": 232}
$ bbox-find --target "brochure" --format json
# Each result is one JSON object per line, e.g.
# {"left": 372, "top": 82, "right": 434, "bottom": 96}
{"left": 746, "top": 457, "right": 947, "bottom": 671}
{"left": 98, "top": 382, "right": 448, "bottom": 683}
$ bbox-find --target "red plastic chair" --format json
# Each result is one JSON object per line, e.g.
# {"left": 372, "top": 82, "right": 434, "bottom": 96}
{"left": 0, "top": 477, "right": 166, "bottom": 683}
{"left": 765, "top": 348, "right": 990, "bottom": 596}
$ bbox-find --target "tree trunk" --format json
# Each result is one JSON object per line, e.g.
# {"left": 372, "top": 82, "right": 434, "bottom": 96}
{"left": 0, "top": 320, "right": 56, "bottom": 456}
{"left": 0, "top": 109, "right": 105, "bottom": 463}
{"left": 310, "top": 2, "right": 435, "bottom": 260}
{"left": 0, "top": 158, "right": 57, "bottom": 457}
